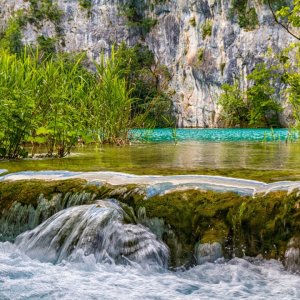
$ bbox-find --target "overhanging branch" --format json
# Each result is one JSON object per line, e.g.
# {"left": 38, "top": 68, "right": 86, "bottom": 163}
{"left": 267, "top": 0, "right": 300, "bottom": 40}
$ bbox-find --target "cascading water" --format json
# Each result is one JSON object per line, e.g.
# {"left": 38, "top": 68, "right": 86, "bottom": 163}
{"left": 1, "top": 200, "right": 300, "bottom": 299}
{"left": 15, "top": 200, "right": 169, "bottom": 267}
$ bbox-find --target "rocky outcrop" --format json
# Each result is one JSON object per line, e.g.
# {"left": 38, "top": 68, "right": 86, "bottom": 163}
{"left": 1, "top": 178, "right": 300, "bottom": 269}
{"left": 0, "top": 0, "right": 296, "bottom": 127}
{"left": 195, "top": 242, "right": 223, "bottom": 264}
{"left": 285, "top": 237, "right": 300, "bottom": 273}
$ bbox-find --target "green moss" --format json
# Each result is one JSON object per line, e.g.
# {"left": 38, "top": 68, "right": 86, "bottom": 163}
{"left": 227, "top": 191, "right": 300, "bottom": 258}
{"left": 1, "top": 179, "right": 300, "bottom": 266}
{"left": 230, "top": 0, "right": 259, "bottom": 30}
{"left": 189, "top": 17, "right": 196, "bottom": 27}
{"left": 192, "top": 47, "right": 205, "bottom": 68}
{"left": 201, "top": 19, "right": 212, "bottom": 39}
{"left": 117, "top": 188, "right": 300, "bottom": 265}
{"left": 0, "top": 179, "right": 88, "bottom": 211}
{"left": 128, "top": 190, "right": 245, "bottom": 263}
{"left": 79, "top": 0, "right": 93, "bottom": 10}
{"left": 201, "top": 220, "right": 228, "bottom": 244}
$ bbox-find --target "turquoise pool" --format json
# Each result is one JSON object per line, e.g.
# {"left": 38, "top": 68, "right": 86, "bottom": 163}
{"left": 131, "top": 128, "right": 295, "bottom": 142}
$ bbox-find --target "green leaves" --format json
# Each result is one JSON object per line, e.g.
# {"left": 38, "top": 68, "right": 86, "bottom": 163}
{"left": 218, "top": 64, "right": 283, "bottom": 128}
{"left": 0, "top": 41, "right": 173, "bottom": 158}
{"left": 218, "top": 83, "right": 249, "bottom": 127}
{"left": 276, "top": 0, "right": 300, "bottom": 27}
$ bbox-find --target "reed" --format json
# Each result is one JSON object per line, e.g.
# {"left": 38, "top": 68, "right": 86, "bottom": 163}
{"left": 0, "top": 46, "right": 152, "bottom": 158}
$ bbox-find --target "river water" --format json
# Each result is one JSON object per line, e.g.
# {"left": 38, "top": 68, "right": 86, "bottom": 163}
{"left": 1, "top": 129, "right": 300, "bottom": 299}
{"left": 1, "top": 241, "right": 300, "bottom": 300}
{"left": 1, "top": 201, "right": 300, "bottom": 300}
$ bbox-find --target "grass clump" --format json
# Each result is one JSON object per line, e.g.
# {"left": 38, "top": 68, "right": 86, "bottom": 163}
{"left": 230, "top": 0, "right": 259, "bottom": 30}
{"left": 201, "top": 19, "right": 212, "bottom": 39}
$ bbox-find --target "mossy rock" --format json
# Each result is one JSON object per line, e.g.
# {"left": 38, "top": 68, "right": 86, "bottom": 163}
{"left": 1, "top": 180, "right": 300, "bottom": 267}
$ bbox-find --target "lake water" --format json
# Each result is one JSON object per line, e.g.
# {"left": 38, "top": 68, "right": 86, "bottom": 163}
{"left": 0, "top": 129, "right": 300, "bottom": 181}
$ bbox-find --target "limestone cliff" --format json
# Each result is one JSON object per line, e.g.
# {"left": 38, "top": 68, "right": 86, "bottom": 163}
{"left": 0, "top": 0, "right": 296, "bottom": 127}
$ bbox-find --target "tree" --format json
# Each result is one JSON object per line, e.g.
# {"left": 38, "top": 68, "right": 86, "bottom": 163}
{"left": 247, "top": 64, "right": 282, "bottom": 127}
{"left": 267, "top": 0, "right": 300, "bottom": 40}
{"left": 218, "top": 83, "right": 248, "bottom": 127}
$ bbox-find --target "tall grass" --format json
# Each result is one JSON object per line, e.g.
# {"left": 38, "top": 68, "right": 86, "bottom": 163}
{"left": 0, "top": 48, "right": 140, "bottom": 158}
{"left": 93, "top": 49, "right": 136, "bottom": 144}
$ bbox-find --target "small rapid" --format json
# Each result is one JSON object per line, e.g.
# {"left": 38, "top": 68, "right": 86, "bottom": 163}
{"left": 1, "top": 242, "right": 300, "bottom": 299}
{"left": 1, "top": 199, "right": 300, "bottom": 299}
{"left": 15, "top": 200, "right": 168, "bottom": 267}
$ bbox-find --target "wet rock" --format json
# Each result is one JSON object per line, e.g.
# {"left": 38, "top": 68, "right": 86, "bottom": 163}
{"left": 285, "top": 237, "right": 300, "bottom": 273}
{"left": 195, "top": 242, "right": 223, "bottom": 264}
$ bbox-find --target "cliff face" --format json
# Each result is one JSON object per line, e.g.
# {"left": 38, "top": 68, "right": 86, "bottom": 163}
{"left": 0, "top": 0, "right": 296, "bottom": 127}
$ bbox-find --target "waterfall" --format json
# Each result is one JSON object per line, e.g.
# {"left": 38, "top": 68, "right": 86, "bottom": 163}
{"left": 15, "top": 200, "right": 169, "bottom": 267}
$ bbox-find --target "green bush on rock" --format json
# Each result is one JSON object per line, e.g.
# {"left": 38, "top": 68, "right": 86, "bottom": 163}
{"left": 218, "top": 63, "right": 283, "bottom": 127}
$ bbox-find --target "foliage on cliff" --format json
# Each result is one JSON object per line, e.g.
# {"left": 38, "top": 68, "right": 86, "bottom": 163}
{"left": 219, "top": 0, "right": 300, "bottom": 128}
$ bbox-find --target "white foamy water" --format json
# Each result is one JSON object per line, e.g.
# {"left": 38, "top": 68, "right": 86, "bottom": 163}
{"left": 0, "top": 242, "right": 300, "bottom": 300}
{"left": 2, "top": 170, "right": 300, "bottom": 196}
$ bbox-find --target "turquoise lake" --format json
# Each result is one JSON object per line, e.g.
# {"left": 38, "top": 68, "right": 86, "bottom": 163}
{"left": 0, "top": 129, "right": 299, "bottom": 180}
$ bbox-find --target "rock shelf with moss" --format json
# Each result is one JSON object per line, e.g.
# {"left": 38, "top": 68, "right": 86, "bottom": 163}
{"left": 1, "top": 173, "right": 300, "bottom": 269}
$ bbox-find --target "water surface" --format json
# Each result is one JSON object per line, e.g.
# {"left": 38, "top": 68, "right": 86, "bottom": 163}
{"left": 1, "top": 141, "right": 300, "bottom": 177}
{"left": 0, "top": 242, "right": 299, "bottom": 300}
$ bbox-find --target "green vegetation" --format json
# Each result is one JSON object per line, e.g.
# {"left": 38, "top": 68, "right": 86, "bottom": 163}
{"left": 0, "top": 11, "right": 25, "bottom": 55}
{"left": 37, "top": 35, "right": 56, "bottom": 57}
{"left": 201, "top": 19, "right": 212, "bottom": 39}
{"left": 114, "top": 42, "right": 174, "bottom": 128}
{"left": 0, "top": 41, "right": 174, "bottom": 158}
{"left": 189, "top": 17, "right": 196, "bottom": 27}
{"left": 26, "top": 0, "right": 63, "bottom": 26}
{"left": 79, "top": 0, "right": 93, "bottom": 11}
{"left": 0, "top": 1, "right": 64, "bottom": 56}
{"left": 197, "top": 48, "right": 205, "bottom": 64}
{"left": 119, "top": 0, "right": 157, "bottom": 37}
{"left": 247, "top": 63, "right": 282, "bottom": 127}
{"left": 218, "top": 63, "right": 283, "bottom": 127}
{"left": 218, "top": 83, "right": 248, "bottom": 127}
{"left": 221, "top": 1, "right": 300, "bottom": 129}
{"left": 230, "top": 0, "right": 259, "bottom": 30}
{"left": 26, "top": 0, "right": 64, "bottom": 35}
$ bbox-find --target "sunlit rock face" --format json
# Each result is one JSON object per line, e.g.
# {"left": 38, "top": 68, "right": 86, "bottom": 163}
{"left": 0, "top": 0, "right": 295, "bottom": 127}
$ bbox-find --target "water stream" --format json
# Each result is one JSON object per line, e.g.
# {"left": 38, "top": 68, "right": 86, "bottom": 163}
{"left": 0, "top": 196, "right": 300, "bottom": 299}
{"left": 1, "top": 129, "right": 300, "bottom": 299}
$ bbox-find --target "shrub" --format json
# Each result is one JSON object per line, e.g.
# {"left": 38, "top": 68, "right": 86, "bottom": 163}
{"left": 79, "top": 0, "right": 93, "bottom": 10}
{"left": 202, "top": 19, "right": 212, "bottom": 39}
{"left": 218, "top": 83, "right": 249, "bottom": 127}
